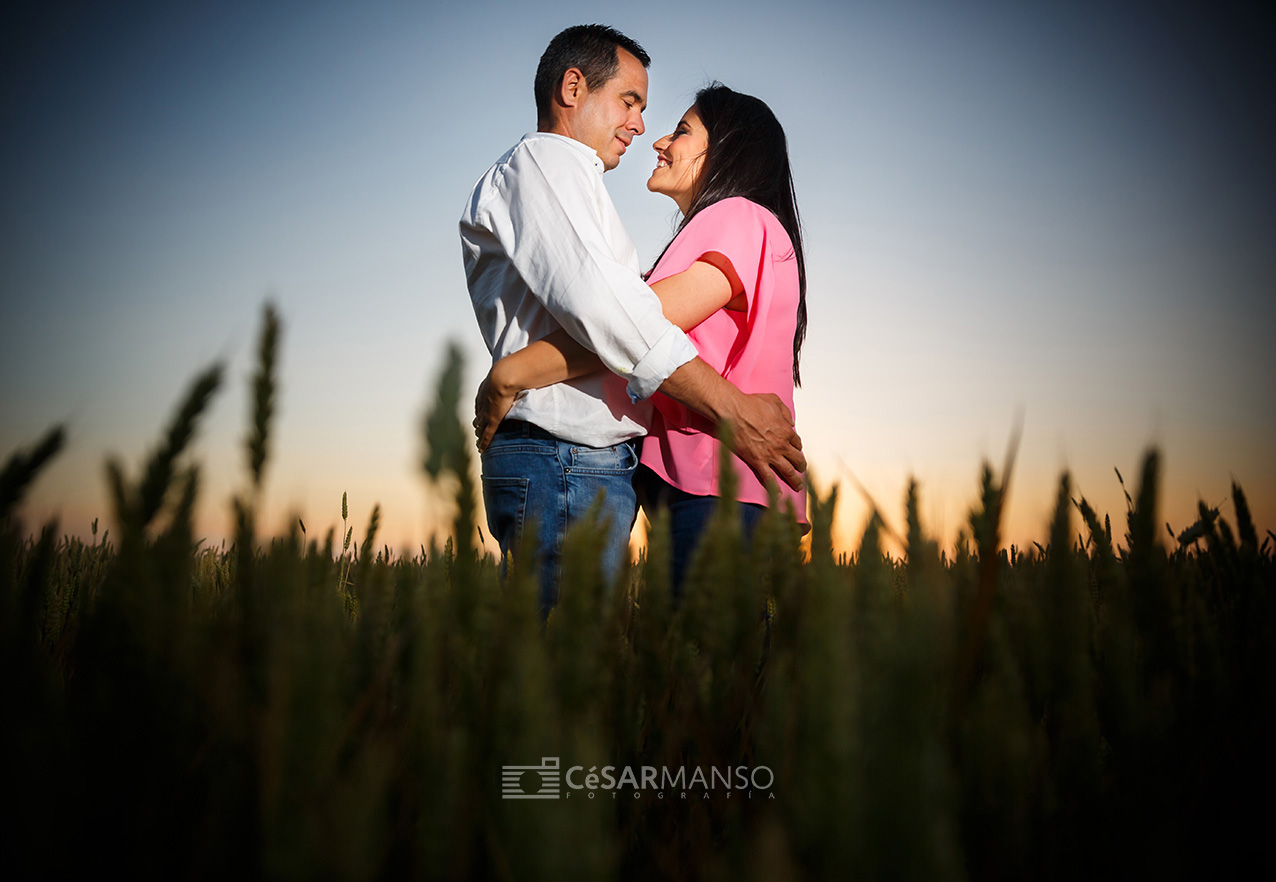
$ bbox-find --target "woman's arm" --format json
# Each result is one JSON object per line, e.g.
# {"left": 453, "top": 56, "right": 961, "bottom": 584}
{"left": 473, "top": 256, "right": 743, "bottom": 450}
{"left": 503, "top": 256, "right": 741, "bottom": 388}
{"left": 654, "top": 251, "right": 746, "bottom": 328}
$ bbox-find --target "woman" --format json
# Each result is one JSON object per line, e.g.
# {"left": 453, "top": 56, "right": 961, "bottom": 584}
{"left": 478, "top": 83, "right": 808, "bottom": 590}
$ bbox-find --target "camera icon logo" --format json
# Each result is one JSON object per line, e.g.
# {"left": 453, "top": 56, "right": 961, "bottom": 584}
{"left": 501, "top": 757, "right": 561, "bottom": 799}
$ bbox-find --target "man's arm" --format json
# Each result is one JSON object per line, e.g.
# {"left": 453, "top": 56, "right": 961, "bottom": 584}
{"left": 484, "top": 138, "right": 698, "bottom": 396}
{"left": 473, "top": 259, "right": 736, "bottom": 449}
{"left": 659, "top": 358, "right": 806, "bottom": 492}
{"left": 473, "top": 346, "right": 805, "bottom": 492}
{"left": 474, "top": 354, "right": 805, "bottom": 493}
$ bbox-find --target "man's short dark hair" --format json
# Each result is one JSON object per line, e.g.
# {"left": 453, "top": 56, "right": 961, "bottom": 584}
{"left": 534, "top": 24, "right": 650, "bottom": 126}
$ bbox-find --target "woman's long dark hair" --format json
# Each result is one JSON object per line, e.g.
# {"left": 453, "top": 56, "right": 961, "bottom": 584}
{"left": 654, "top": 83, "right": 807, "bottom": 385}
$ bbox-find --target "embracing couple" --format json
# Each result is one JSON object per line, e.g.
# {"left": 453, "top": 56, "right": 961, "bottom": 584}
{"left": 461, "top": 24, "right": 809, "bottom": 613}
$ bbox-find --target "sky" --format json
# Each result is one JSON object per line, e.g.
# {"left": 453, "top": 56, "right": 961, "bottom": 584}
{"left": 2, "top": 0, "right": 1273, "bottom": 556}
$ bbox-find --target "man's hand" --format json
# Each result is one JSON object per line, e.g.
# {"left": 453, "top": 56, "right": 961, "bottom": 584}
{"left": 723, "top": 391, "right": 806, "bottom": 492}
{"left": 657, "top": 358, "right": 807, "bottom": 492}
{"left": 473, "top": 366, "right": 519, "bottom": 452}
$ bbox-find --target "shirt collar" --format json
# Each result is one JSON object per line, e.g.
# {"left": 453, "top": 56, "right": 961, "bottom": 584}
{"left": 523, "top": 131, "right": 605, "bottom": 174}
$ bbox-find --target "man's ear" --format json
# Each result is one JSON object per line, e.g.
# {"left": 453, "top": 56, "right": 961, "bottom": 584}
{"left": 557, "top": 67, "right": 586, "bottom": 109}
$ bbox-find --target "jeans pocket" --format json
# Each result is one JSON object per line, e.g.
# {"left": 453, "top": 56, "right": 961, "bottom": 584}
{"left": 481, "top": 475, "right": 529, "bottom": 552}
{"left": 569, "top": 441, "right": 638, "bottom": 475}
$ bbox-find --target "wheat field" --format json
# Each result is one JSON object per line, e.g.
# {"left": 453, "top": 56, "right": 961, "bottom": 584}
{"left": 3, "top": 306, "right": 1273, "bottom": 881}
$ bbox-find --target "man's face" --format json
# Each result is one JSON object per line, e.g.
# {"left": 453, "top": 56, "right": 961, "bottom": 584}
{"left": 571, "top": 49, "right": 648, "bottom": 170}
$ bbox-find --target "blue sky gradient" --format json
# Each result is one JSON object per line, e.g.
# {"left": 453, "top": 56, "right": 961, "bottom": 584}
{"left": 3, "top": 0, "right": 1273, "bottom": 551}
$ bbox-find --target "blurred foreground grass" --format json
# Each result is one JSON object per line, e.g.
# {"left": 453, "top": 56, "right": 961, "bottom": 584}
{"left": 3, "top": 306, "right": 1273, "bottom": 881}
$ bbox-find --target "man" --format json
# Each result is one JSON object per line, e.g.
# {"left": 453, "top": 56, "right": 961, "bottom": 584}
{"left": 460, "top": 24, "right": 804, "bottom": 611}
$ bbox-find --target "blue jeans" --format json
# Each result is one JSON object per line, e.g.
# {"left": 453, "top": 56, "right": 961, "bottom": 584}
{"left": 481, "top": 419, "right": 640, "bottom": 614}
{"left": 636, "top": 466, "right": 766, "bottom": 599}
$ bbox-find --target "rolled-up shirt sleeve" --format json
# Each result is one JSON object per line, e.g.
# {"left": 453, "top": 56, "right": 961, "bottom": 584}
{"left": 474, "top": 138, "right": 697, "bottom": 400}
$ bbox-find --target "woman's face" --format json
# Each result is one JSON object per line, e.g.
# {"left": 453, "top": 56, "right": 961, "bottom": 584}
{"left": 647, "top": 106, "right": 708, "bottom": 215}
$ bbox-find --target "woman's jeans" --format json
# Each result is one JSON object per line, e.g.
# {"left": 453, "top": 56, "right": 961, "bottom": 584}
{"left": 636, "top": 465, "right": 766, "bottom": 599}
{"left": 481, "top": 419, "right": 639, "bottom": 615}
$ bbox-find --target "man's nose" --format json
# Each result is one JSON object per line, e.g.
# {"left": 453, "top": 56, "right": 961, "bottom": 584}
{"left": 630, "top": 112, "right": 645, "bottom": 136}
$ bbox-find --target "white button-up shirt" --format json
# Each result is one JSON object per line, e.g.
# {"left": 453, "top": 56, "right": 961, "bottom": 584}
{"left": 460, "top": 132, "right": 698, "bottom": 447}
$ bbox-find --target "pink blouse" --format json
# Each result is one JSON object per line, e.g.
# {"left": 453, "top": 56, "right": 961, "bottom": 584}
{"left": 640, "top": 197, "right": 808, "bottom": 526}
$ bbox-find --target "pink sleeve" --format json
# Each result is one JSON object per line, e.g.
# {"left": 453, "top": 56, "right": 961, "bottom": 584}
{"left": 680, "top": 197, "right": 769, "bottom": 306}
{"left": 645, "top": 198, "right": 771, "bottom": 430}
